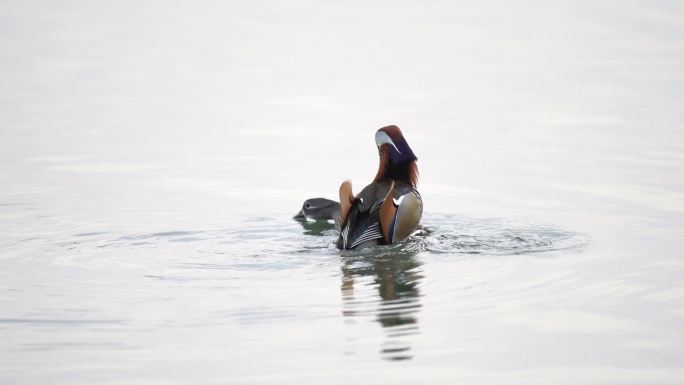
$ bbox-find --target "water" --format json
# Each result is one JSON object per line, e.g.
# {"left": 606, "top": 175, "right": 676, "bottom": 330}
{"left": 1, "top": 1, "right": 684, "bottom": 384}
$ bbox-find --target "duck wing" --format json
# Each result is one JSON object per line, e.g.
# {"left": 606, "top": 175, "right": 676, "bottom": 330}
{"left": 336, "top": 180, "right": 394, "bottom": 250}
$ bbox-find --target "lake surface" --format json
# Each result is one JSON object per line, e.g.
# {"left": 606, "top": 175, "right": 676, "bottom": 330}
{"left": 1, "top": 1, "right": 684, "bottom": 384}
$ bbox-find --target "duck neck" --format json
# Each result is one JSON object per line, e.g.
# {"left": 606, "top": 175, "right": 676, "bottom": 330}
{"left": 375, "top": 159, "right": 418, "bottom": 187}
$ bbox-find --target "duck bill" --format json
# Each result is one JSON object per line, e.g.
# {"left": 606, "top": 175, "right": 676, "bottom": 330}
{"left": 293, "top": 209, "right": 305, "bottom": 219}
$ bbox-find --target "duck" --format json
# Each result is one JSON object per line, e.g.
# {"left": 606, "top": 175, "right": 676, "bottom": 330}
{"left": 336, "top": 125, "right": 423, "bottom": 250}
{"left": 293, "top": 198, "right": 341, "bottom": 224}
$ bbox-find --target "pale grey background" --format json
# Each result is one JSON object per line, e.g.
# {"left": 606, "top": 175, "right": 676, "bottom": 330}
{"left": 1, "top": 1, "right": 683, "bottom": 384}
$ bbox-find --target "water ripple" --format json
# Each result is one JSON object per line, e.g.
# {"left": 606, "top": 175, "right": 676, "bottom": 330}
{"left": 413, "top": 214, "right": 589, "bottom": 255}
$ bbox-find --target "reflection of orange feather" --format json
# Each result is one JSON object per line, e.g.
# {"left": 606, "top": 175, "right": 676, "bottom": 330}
{"left": 338, "top": 180, "right": 354, "bottom": 225}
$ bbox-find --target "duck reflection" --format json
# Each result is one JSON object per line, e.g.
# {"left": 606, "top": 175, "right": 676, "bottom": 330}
{"left": 340, "top": 247, "right": 423, "bottom": 360}
{"left": 293, "top": 217, "right": 337, "bottom": 236}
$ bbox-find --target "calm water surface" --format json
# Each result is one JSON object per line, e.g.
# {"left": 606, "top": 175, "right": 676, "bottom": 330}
{"left": 1, "top": 1, "right": 684, "bottom": 384}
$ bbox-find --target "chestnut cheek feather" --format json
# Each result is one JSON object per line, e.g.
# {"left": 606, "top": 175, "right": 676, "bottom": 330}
{"left": 374, "top": 147, "right": 390, "bottom": 182}
{"left": 409, "top": 160, "right": 419, "bottom": 187}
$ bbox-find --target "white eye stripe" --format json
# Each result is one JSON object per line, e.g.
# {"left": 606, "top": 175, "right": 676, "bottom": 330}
{"left": 375, "top": 131, "right": 402, "bottom": 154}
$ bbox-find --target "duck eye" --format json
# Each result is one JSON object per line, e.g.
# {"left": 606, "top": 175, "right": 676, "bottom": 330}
{"left": 305, "top": 203, "right": 311, "bottom": 209}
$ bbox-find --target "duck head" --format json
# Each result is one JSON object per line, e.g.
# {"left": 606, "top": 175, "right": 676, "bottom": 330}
{"left": 374, "top": 125, "right": 419, "bottom": 187}
{"left": 293, "top": 197, "right": 341, "bottom": 221}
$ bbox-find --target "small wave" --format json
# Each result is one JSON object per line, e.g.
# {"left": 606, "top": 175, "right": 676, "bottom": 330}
{"left": 58, "top": 214, "right": 587, "bottom": 261}
{"left": 291, "top": 213, "right": 588, "bottom": 256}
{"left": 118, "top": 231, "right": 203, "bottom": 241}
{"left": 409, "top": 214, "right": 589, "bottom": 255}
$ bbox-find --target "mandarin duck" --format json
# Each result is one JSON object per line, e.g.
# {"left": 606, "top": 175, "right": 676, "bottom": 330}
{"left": 336, "top": 125, "right": 423, "bottom": 250}
{"left": 293, "top": 198, "right": 341, "bottom": 223}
